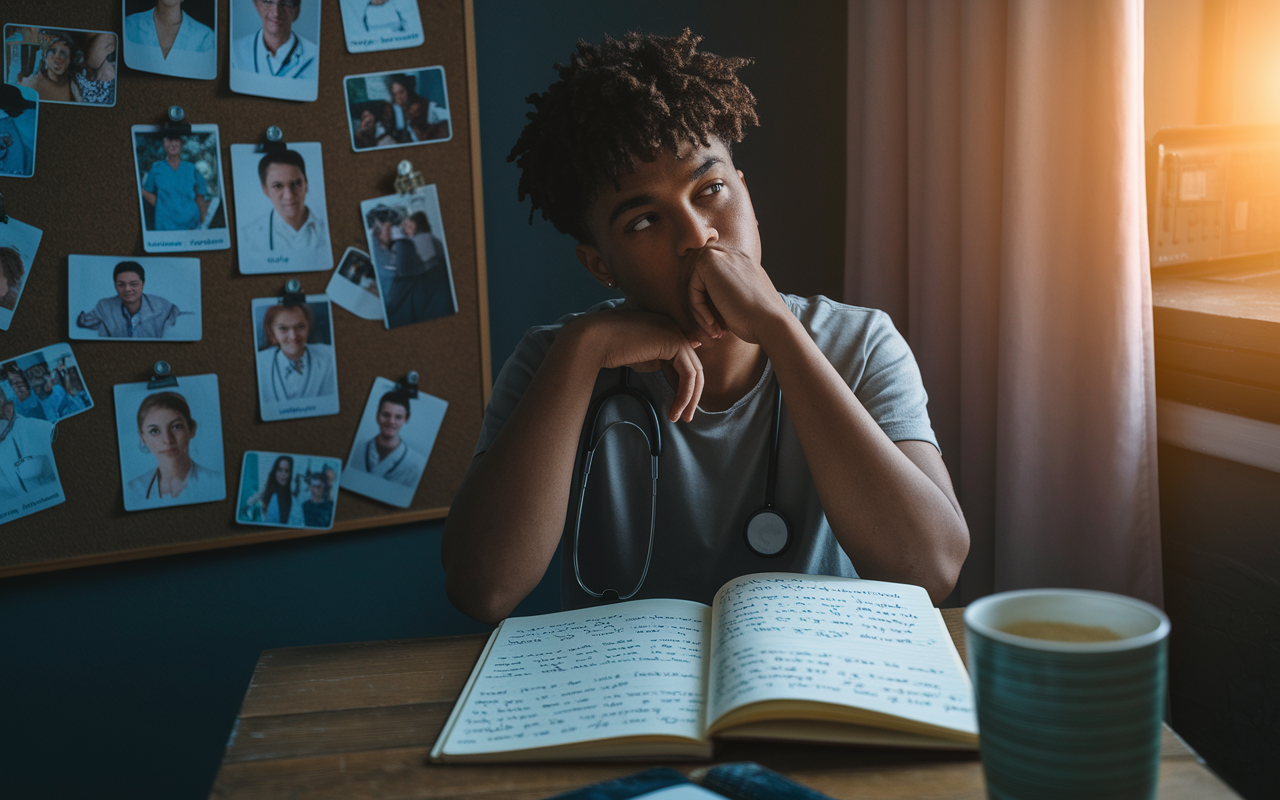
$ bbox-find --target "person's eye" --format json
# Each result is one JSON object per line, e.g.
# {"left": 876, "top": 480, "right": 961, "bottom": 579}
{"left": 699, "top": 182, "right": 725, "bottom": 197}
{"left": 628, "top": 214, "right": 657, "bottom": 233}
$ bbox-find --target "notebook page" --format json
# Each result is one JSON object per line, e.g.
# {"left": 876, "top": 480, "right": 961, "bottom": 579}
{"left": 706, "top": 574, "right": 976, "bottom": 734}
{"left": 441, "top": 598, "right": 712, "bottom": 756}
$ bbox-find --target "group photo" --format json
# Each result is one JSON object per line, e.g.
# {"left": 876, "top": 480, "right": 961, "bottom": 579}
{"left": 4, "top": 24, "right": 117, "bottom": 106}
{"left": 359, "top": 185, "right": 458, "bottom": 330}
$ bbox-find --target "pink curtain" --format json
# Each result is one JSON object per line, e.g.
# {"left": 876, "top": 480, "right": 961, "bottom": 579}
{"left": 846, "top": 0, "right": 1163, "bottom": 606}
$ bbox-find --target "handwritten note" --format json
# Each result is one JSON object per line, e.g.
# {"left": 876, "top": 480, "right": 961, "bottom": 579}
{"left": 707, "top": 575, "right": 975, "bottom": 733}
{"left": 444, "top": 598, "right": 711, "bottom": 755}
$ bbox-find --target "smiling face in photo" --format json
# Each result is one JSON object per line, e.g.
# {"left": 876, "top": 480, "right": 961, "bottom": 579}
{"left": 269, "top": 306, "right": 310, "bottom": 360}
{"left": 262, "top": 162, "right": 308, "bottom": 228}
{"left": 377, "top": 399, "right": 407, "bottom": 440}
{"left": 44, "top": 39, "right": 72, "bottom": 78}
{"left": 114, "top": 269, "right": 144, "bottom": 307}
{"left": 255, "top": 0, "right": 300, "bottom": 42}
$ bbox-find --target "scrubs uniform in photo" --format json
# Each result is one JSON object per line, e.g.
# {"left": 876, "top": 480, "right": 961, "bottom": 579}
{"left": 143, "top": 160, "right": 208, "bottom": 230}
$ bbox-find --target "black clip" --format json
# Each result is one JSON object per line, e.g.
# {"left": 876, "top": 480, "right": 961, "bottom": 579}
{"left": 160, "top": 105, "right": 192, "bottom": 137}
{"left": 397, "top": 371, "right": 420, "bottom": 399}
{"left": 281, "top": 279, "right": 306, "bottom": 307}
{"left": 0, "top": 192, "right": 7, "bottom": 224}
{"left": 147, "top": 361, "right": 179, "bottom": 390}
{"left": 261, "top": 125, "right": 287, "bottom": 153}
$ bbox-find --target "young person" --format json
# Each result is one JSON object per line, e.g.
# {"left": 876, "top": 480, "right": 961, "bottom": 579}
{"left": 76, "top": 261, "right": 184, "bottom": 338}
{"left": 441, "top": 30, "right": 968, "bottom": 624}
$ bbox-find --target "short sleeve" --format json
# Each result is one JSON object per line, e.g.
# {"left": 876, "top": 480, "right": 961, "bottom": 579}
{"left": 473, "top": 326, "right": 557, "bottom": 457}
{"left": 193, "top": 166, "right": 208, "bottom": 196}
{"left": 142, "top": 164, "right": 156, "bottom": 193}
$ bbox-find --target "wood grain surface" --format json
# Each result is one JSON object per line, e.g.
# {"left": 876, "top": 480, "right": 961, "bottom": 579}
{"left": 209, "top": 609, "right": 1242, "bottom": 800}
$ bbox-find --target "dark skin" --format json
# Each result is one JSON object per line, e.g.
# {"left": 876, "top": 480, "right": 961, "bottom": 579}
{"left": 442, "top": 140, "right": 969, "bottom": 624}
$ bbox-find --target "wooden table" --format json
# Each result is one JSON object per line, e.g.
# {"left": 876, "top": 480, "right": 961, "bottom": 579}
{"left": 210, "top": 610, "right": 1241, "bottom": 799}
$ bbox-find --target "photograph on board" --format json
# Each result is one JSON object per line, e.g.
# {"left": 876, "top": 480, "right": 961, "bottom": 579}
{"left": 1, "top": 342, "right": 94, "bottom": 424}
{"left": 121, "top": 0, "right": 217, "bottom": 81}
{"left": 251, "top": 295, "right": 339, "bottom": 421}
{"left": 340, "top": 376, "right": 446, "bottom": 509}
{"left": 0, "top": 217, "right": 42, "bottom": 331}
{"left": 230, "top": 142, "right": 332, "bottom": 274}
{"left": 0, "top": 388, "right": 63, "bottom": 527}
{"left": 131, "top": 124, "right": 229, "bottom": 253}
{"left": 236, "top": 451, "right": 340, "bottom": 530}
{"left": 229, "top": 0, "right": 320, "bottom": 102}
{"left": 344, "top": 66, "right": 451, "bottom": 151}
{"left": 4, "top": 25, "right": 118, "bottom": 106}
{"left": 114, "top": 374, "right": 225, "bottom": 511}
{"left": 69, "top": 255, "right": 201, "bottom": 341}
{"left": 338, "top": 0, "right": 423, "bottom": 53}
{"left": 0, "top": 82, "right": 38, "bottom": 178}
{"left": 325, "top": 247, "right": 382, "bottom": 320}
{"left": 359, "top": 185, "right": 459, "bottom": 330}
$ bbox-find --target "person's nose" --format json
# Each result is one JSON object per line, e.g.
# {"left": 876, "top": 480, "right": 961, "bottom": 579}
{"left": 674, "top": 205, "right": 718, "bottom": 256}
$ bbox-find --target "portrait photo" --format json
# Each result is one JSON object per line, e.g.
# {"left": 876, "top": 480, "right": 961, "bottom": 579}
{"left": 0, "top": 82, "right": 38, "bottom": 178}
{"left": 114, "top": 374, "right": 225, "bottom": 512}
{"left": 251, "top": 295, "right": 339, "bottom": 422}
{"left": 230, "top": 142, "right": 332, "bottom": 274}
{"left": 325, "top": 247, "right": 382, "bottom": 320}
{"left": 236, "top": 451, "right": 341, "bottom": 530}
{"left": 338, "top": 0, "right": 423, "bottom": 53}
{"left": 340, "top": 376, "right": 447, "bottom": 509}
{"left": 344, "top": 66, "right": 451, "bottom": 151}
{"left": 0, "top": 342, "right": 95, "bottom": 425}
{"left": 69, "top": 255, "right": 201, "bottom": 341}
{"left": 230, "top": 0, "right": 320, "bottom": 102}
{"left": 4, "top": 25, "right": 118, "bottom": 106}
{"left": 131, "top": 124, "right": 230, "bottom": 253}
{"left": 0, "top": 216, "right": 42, "bottom": 330}
{"left": 0, "top": 388, "right": 64, "bottom": 528}
{"left": 359, "top": 185, "right": 459, "bottom": 330}
{"left": 121, "top": 0, "right": 217, "bottom": 81}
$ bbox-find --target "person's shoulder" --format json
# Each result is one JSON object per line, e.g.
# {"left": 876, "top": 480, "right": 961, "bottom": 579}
{"left": 123, "top": 11, "right": 150, "bottom": 39}
{"left": 783, "top": 294, "right": 902, "bottom": 346}
{"left": 14, "top": 414, "right": 53, "bottom": 437}
{"left": 308, "top": 343, "right": 336, "bottom": 361}
{"left": 183, "top": 12, "right": 216, "bottom": 48}
{"left": 126, "top": 469, "right": 154, "bottom": 494}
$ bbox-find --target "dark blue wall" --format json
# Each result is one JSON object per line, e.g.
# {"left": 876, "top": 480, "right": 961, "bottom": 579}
{"left": 0, "top": 3, "right": 846, "bottom": 798}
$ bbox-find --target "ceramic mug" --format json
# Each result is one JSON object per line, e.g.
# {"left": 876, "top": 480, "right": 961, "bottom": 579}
{"left": 964, "top": 589, "right": 1170, "bottom": 800}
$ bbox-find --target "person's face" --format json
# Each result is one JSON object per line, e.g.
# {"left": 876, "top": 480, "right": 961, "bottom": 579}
{"left": 270, "top": 307, "right": 310, "bottom": 360}
{"left": 255, "top": 0, "right": 299, "bottom": 40}
{"left": 401, "top": 217, "right": 417, "bottom": 237}
{"left": 390, "top": 82, "right": 409, "bottom": 107}
{"left": 115, "top": 271, "right": 144, "bottom": 305}
{"left": 308, "top": 481, "right": 325, "bottom": 501}
{"left": 0, "top": 273, "right": 9, "bottom": 298}
{"left": 9, "top": 373, "right": 30, "bottom": 400}
{"left": 26, "top": 366, "right": 50, "bottom": 397}
{"left": 262, "top": 163, "right": 308, "bottom": 222}
{"left": 163, "top": 137, "right": 183, "bottom": 157}
{"left": 376, "top": 401, "right": 407, "bottom": 439}
{"left": 358, "top": 109, "right": 376, "bottom": 134}
{"left": 274, "top": 459, "right": 292, "bottom": 485}
{"left": 575, "top": 139, "right": 761, "bottom": 338}
{"left": 87, "top": 35, "right": 116, "bottom": 69}
{"left": 140, "top": 407, "right": 192, "bottom": 460}
{"left": 44, "top": 42, "right": 71, "bottom": 77}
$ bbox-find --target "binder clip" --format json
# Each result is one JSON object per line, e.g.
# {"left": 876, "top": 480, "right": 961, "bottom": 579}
{"left": 147, "top": 361, "right": 179, "bottom": 390}
{"left": 396, "top": 371, "right": 420, "bottom": 399}
{"left": 394, "top": 160, "right": 426, "bottom": 195}
{"left": 262, "top": 125, "right": 287, "bottom": 153}
{"left": 280, "top": 279, "right": 306, "bottom": 307}
{"left": 0, "top": 191, "right": 7, "bottom": 224}
{"left": 160, "top": 105, "right": 192, "bottom": 137}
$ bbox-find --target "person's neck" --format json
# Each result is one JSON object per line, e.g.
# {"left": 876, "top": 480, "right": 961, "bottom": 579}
{"left": 263, "top": 29, "right": 292, "bottom": 56}
{"left": 662, "top": 333, "right": 767, "bottom": 413}
{"left": 375, "top": 434, "right": 400, "bottom": 458}
{"left": 43, "top": 70, "right": 68, "bottom": 87}
{"left": 158, "top": 454, "right": 192, "bottom": 484}
{"left": 153, "top": 4, "right": 183, "bottom": 27}
{"left": 123, "top": 297, "right": 142, "bottom": 315}
{"left": 282, "top": 207, "right": 309, "bottom": 231}
{"left": 166, "top": 154, "right": 181, "bottom": 168}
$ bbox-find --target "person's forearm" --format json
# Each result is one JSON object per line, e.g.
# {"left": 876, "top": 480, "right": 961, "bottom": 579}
{"left": 442, "top": 325, "right": 604, "bottom": 623}
{"left": 141, "top": 189, "right": 156, "bottom": 206}
{"left": 756, "top": 313, "right": 968, "bottom": 603}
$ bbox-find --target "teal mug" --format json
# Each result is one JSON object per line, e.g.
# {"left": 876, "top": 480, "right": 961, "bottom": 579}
{"left": 965, "top": 589, "right": 1170, "bottom": 800}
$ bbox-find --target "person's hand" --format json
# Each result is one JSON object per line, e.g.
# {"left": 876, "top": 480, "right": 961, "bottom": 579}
{"left": 686, "top": 243, "right": 789, "bottom": 344}
{"left": 565, "top": 307, "right": 704, "bottom": 423}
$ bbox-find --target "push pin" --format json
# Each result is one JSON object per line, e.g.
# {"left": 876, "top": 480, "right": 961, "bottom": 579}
{"left": 281, "top": 279, "right": 306, "bottom": 307}
{"left": 147, "top": 360, "right": 179, "bottom": 389}
{"left": 263, "top": 125, "right": 286, "bottom": 152}
{"left": 394, "top": 160, "right": 425, "bottom": 195}
{"left": 397, "top": 370, "right": 420, "bottom": 398}
{"left": 161, "top": 105, "right": 192, "bottom": 137}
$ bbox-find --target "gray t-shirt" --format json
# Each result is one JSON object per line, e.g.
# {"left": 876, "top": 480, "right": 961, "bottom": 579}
{"left": 475, "top": 294, "right": 938, "bottom": 609}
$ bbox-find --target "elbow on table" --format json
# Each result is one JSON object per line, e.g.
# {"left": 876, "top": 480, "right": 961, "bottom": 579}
{"left": 920, "top": 522, "right": 969, "bottom": 605}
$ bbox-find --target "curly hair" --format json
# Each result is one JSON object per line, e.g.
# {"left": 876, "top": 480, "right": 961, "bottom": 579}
{"left": 507, "top": 28, "right": 758, "bottom": 244}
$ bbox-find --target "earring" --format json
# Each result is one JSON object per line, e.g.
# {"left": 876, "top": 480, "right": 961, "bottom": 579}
{"left": 138, "top": 439, "right": 149, "bottom": 454}
{"left": 606, "top": 281, "right": 616, "bottom": 289}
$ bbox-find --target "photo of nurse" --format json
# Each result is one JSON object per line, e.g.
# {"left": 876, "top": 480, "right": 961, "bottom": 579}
{"left": 236, "top": 450, "right": 341, "bottom": 530}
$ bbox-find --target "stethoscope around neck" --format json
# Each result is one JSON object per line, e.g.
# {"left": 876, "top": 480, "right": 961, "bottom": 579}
{"left": 571, "top": 367, "right": 792, "bottom": 603}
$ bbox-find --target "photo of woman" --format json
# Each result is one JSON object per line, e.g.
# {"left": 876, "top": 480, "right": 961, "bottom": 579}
{"left": 0, "top": 218, "right": 42, "bottom": 329}
{"left": 4, "top": 26, "right": 118, "bottom": 107}
{"left": 114, "top": 375, "right": 225, "bottom": 512}
{"left": 16, "top": 30, "right": 75, "bottom": 102}
{"left": 344, "top": 66, "right": 451, "bottom": 151}
{"left": 131, "top": 124, "right": 230, "bottom": 253}
{"left": 359, "top": 186, "right": 458, "bottom": 331}
{"left": 251, "top": 296, "right": 339, "bottom": 421}
{"left": 122, "top": 0, "right": 217, "bottom": 80}
{"left": 236, "top": 451, "right": 341, "bottom": 530}
{"left": 72, "top": 32, "right": 117, "bottom": 105}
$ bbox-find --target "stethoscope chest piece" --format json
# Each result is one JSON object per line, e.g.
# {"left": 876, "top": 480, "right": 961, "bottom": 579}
{"left": 745, "top": 507, "right": 791, "bottom": 557}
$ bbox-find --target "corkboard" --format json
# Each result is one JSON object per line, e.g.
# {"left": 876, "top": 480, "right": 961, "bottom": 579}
{"left": 0, "top": 0, "right": 490, "bottom": 577}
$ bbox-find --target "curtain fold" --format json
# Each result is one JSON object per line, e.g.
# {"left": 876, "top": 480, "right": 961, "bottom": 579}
{"left": 846, "top": 0, "right": 1162, "bottom": 606}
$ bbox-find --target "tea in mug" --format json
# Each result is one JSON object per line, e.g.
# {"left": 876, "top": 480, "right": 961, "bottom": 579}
{"left": 999, "top": 620, "right": 1123, "bottom": 642}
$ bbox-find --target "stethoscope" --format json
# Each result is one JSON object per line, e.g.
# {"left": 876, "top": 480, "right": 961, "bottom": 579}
{"left": 572, "top": 367, "right": 791, "bottom": 602}
{"left": 269, "top": 346, "right": 313, "bottom": 401}
{"left": 253, "top": 31, "right": 311, "bottom": 77}
{"left": 268, "top": 209, "right": 278, "bottom": 250}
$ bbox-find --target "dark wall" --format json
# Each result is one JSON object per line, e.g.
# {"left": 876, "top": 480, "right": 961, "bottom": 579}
{"left": 0, "top": 3, "right": 848, "bottom": 799}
